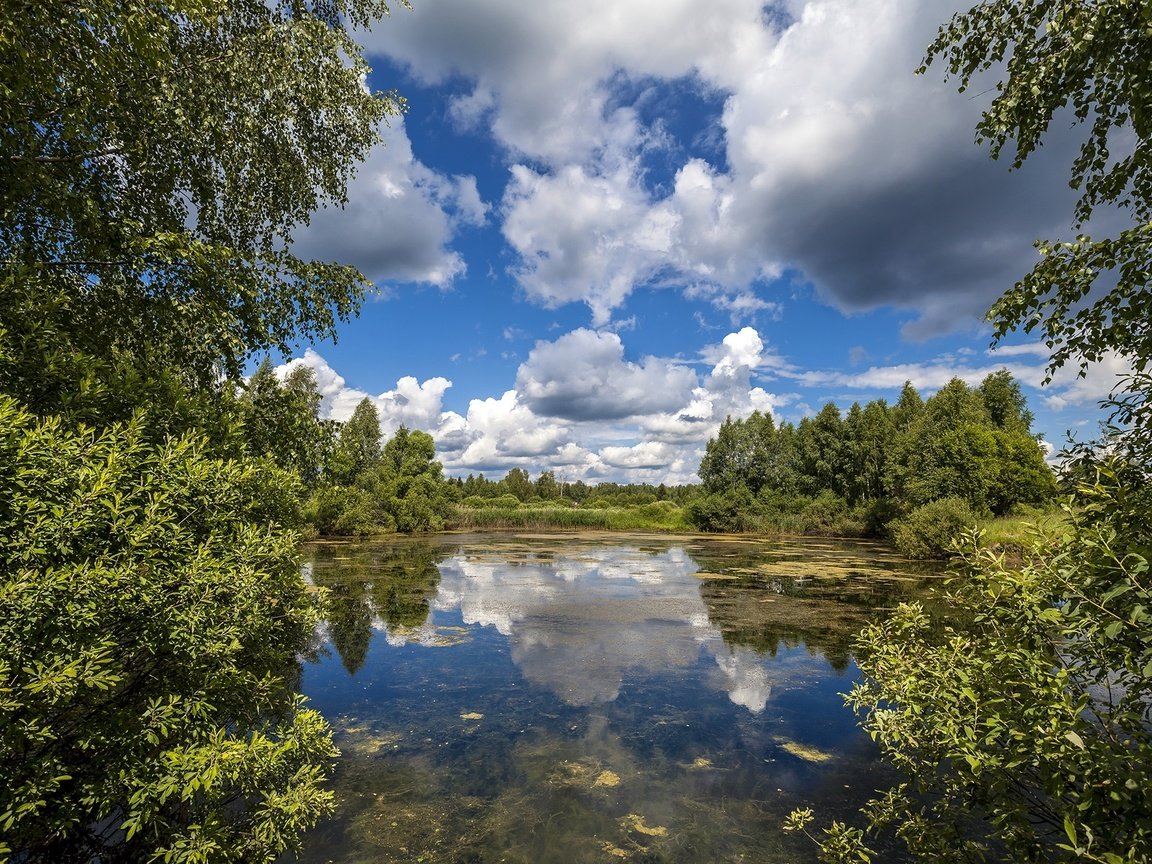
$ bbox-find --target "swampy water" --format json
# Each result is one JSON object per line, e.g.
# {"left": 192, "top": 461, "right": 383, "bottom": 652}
{"left": 293, "top": 532, "right": 941, "bottom": 864}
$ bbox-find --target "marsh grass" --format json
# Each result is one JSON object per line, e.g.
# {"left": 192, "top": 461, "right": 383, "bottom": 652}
{"left": 976, "top": 508, "right": 1069, "bottom": 551}
{"left": 449, "top": 501, "right": 693, "bottom": 533}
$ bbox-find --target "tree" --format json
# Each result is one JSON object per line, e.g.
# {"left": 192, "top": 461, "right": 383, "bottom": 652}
{"left": 887, "top": 377, "right": 1053, "bottom": 515}
{"left": 328, "top": 397, "right": 382, "bottom": 485}
{"left": 788, "top": 2, "right": 1152, "bottom": 860}
{"left": 238, "top": 360, "right": 331, "bottom": 486}
{"left": 500, "top": 467, "right": 535, "bottom": 502}
{"left": 535, "top": 470, "right": 561, "bottom": 500}
{"left": 796, "top": 403, "right": 846, "bottom": 497}
{"left": 0, "top": 0, "right": 405, "bottom": 423}
{"left": 0, "top": 400, "right": 337, "bottom": 863}
{"left": 366, "top": 426, "right": 456, "bottom": 532}
{"left": 0, "top": 0, "right": 404, "bottom": 857}
{"left": 979, "top": 369, "right": 1034, "bottom": 433}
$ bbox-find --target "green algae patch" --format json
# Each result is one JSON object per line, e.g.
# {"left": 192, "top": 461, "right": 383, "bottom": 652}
{"left": 775, "top": 737, "right": 836, "bottom": 763}
{"left": 329, "top": 717, "right": 405, "bottom": 759}
{"left": 546, "top": 758, "right": 625, "bottom": 792}
{"left": 622, "top": 813, "right": 668, "bottom": 837}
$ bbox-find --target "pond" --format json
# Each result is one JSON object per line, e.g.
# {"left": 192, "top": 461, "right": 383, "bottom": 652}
{"left": 292, "top": 532, "right": 941, "bottom": 864}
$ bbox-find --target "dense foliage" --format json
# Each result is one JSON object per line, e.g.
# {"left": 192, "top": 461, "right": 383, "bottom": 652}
{"left": 1, "top": 0, "right": 403, "bottom": 859}
{"left": 691, "top": 373, "right": 1054, "bottom": 541}
{"left": 787, "top": 1, "right": 1152, "bottom": 860}
{"left": 0, "top": 0, "right": 402, "bottom": 423}
{"left": 296, "top": 397, "right": 457, "bottom": 536}
{"left": 0, "top": 401, "right": 336, "bottom": 863}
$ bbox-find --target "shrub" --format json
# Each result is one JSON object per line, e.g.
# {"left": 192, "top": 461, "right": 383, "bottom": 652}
{"left": 891, "top": 497, "right": 978, "bottom": 559}
{"left": 687, "top": 487, "right": 763, "bottom": 533}
{"left": 0, "top": 399, "right": 336, "bottom": 862}
{"left": 304, "top": 485, "right": 381, "bottom": 536}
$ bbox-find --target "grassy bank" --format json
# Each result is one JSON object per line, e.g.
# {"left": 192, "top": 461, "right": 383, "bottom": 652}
{"left": 976, "top": 508, "right": 1069, "bottom": 550}
{"left": 449, "top": 501, "right": 693, "bottom": 532}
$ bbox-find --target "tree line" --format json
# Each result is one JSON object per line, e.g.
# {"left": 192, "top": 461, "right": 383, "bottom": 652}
{"left": 237, "top": 359, "right": 456, "bottom": 536}
{"left": 690, "top": 371, "right": 1056, "bottom": 548}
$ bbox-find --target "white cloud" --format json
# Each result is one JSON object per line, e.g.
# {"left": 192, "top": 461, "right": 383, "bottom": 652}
{"left": 274, "top": 326, "right": 794, "bottom": 484}
{"left": 290, "top": 118, "right": 484, "bottom": 287}
{"left": 515, "top": 328, "right": 697, "bottom": 420}
{"left": 276, "top": 328, "right": 1123, "bottom": 485}
{"left": 363, "top": 0, "right": 1084, "bottom": 335}
{"left": 276, "top": 350, "right": 453, "bottom": 436}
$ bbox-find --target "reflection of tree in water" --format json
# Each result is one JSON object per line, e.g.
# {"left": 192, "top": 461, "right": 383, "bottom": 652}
{"left": 308, "top": 541, "right": 448, "bottom": 674}
{"left": 325, "top": 582, "right": 374, "bottom": 674}
{"left": 690, "top": 546, "right": 940, "bottom": 673}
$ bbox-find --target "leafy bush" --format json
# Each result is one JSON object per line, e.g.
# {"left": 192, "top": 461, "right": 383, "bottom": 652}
{"left": 304, "top": 485, "right": 382, "bottom": 536}
{"left": 0, "top": 398, "right": 336, "bottom": 863}
{"left": 687, "top": 487, "right": 763, "bottom": 533}
{"left": 890, "top": 497, "right": 978, "bottom": 559}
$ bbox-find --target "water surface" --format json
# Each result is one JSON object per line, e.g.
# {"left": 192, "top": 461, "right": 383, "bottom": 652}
{"left": 294, "top": 532, "right": 938, "bottom": 863}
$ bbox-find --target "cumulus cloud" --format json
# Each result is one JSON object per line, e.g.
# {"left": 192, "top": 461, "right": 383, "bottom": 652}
{"left": 516, "top": 329, "right": 697, "bottom": 420}
{"left": 273, "top": 312, "right": 1124, "bottom": 483}
{"left": 274, "top": 324, "right": 798, "bottom": 484}
{"left": 276, "top": 349, "right": 453, "bottom": 435}
{"left": 290, "top": 118, "right": 484, "bottom": 287}
{"left": 362, "top": 0, "right": 1087, "bottom": 334}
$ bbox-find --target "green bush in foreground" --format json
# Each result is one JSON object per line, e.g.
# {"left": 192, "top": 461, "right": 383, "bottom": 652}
{"left": 788, "top": 456, "right": 1152, "bottom": 862}
{"left": 890, "top": 498, "right": 979, "bottom": 559}
{"left": 0, "top": 399, "right": 336, "bottom": 864}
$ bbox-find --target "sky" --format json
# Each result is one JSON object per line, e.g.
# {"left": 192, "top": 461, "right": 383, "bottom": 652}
{"left": 273, "top": 0, "right": 1131, "bottom": 485}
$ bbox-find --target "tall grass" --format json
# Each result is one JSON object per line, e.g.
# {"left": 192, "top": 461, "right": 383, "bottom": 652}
{"left": 977, "top": 508, "right": 1069, "bottom": 550}
{"left": 449, "top": 501, "right": 693, "bottom": 532}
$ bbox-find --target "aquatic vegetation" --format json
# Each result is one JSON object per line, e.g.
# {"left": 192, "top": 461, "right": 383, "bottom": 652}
{"left": 622, "top": 812, "right": 669, "bottom": 837}
{"left": 775, "top": 737, "right": 836, "bottom": 763}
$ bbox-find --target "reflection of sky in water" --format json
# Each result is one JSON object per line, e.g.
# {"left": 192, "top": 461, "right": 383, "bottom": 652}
{"left": 294, "top": 537, "right": 931, "bottom": 864}
{"left": 378, "top": 546, "right": 773, "bottom": 712}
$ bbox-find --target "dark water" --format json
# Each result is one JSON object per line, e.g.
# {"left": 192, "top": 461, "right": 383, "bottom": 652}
{"left": 293, "top": 532, "right": 940, "bottom": 864}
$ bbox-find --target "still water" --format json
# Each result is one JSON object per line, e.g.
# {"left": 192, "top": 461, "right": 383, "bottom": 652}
{"left": 294, "top": 532, "right": 939, "bottom": 864}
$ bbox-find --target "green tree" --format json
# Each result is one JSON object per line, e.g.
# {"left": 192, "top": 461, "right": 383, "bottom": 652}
{"left": 0, "top": 0, "right": 406, "bottom": 857}
{"left": 789, "top": 2, "right": 1152, "bottom": 859}
{"left": 0, "top": 0, "right": 404, "bottom": 424}
{"left": 854, "top": 400, "right": 895, "bottom": 504}
{"left": 887, "top": 377, "right": 1052, "bottom": 515}
{"left": 0, "top": 400, "right": 337, "bottom": 864}
{"left": 796, "top": 403, "right": 846, "bottom": 497}
{"left": 238, "top": 360, "right": 331, "bottom": 486}
{"left": 327, "top": 397, "right": 382, "bottom": 485}
{"left": 500, "top": 467, "right": 535, "bottom": 502}
{"left": 363, "top": 426, "right": 456, "bottom": 532}
{"left": 891, "top": 381, "right": 924, "bottom": 431}
{"left": 535, "top": 470, "right": 561, "bottom": 500}
{"left": 979, "top": 368, "right": 1034, "bottom": 433}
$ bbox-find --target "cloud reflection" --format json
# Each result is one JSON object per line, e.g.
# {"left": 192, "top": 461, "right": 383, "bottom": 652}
{"left": 384, "top": 544, "right": 779, "bottom": 712}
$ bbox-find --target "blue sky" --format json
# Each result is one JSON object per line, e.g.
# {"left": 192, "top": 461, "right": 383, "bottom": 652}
{"left": 275, "top": 0, "right": 1129, "bottom": 484}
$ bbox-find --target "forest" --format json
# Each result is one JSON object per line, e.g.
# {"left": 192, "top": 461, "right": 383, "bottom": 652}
{"left": 256, "top": 352, "right": 1057, "bottom": 559}
{"left": 690, "top": 371, "right": 1056, "bottom": 551}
